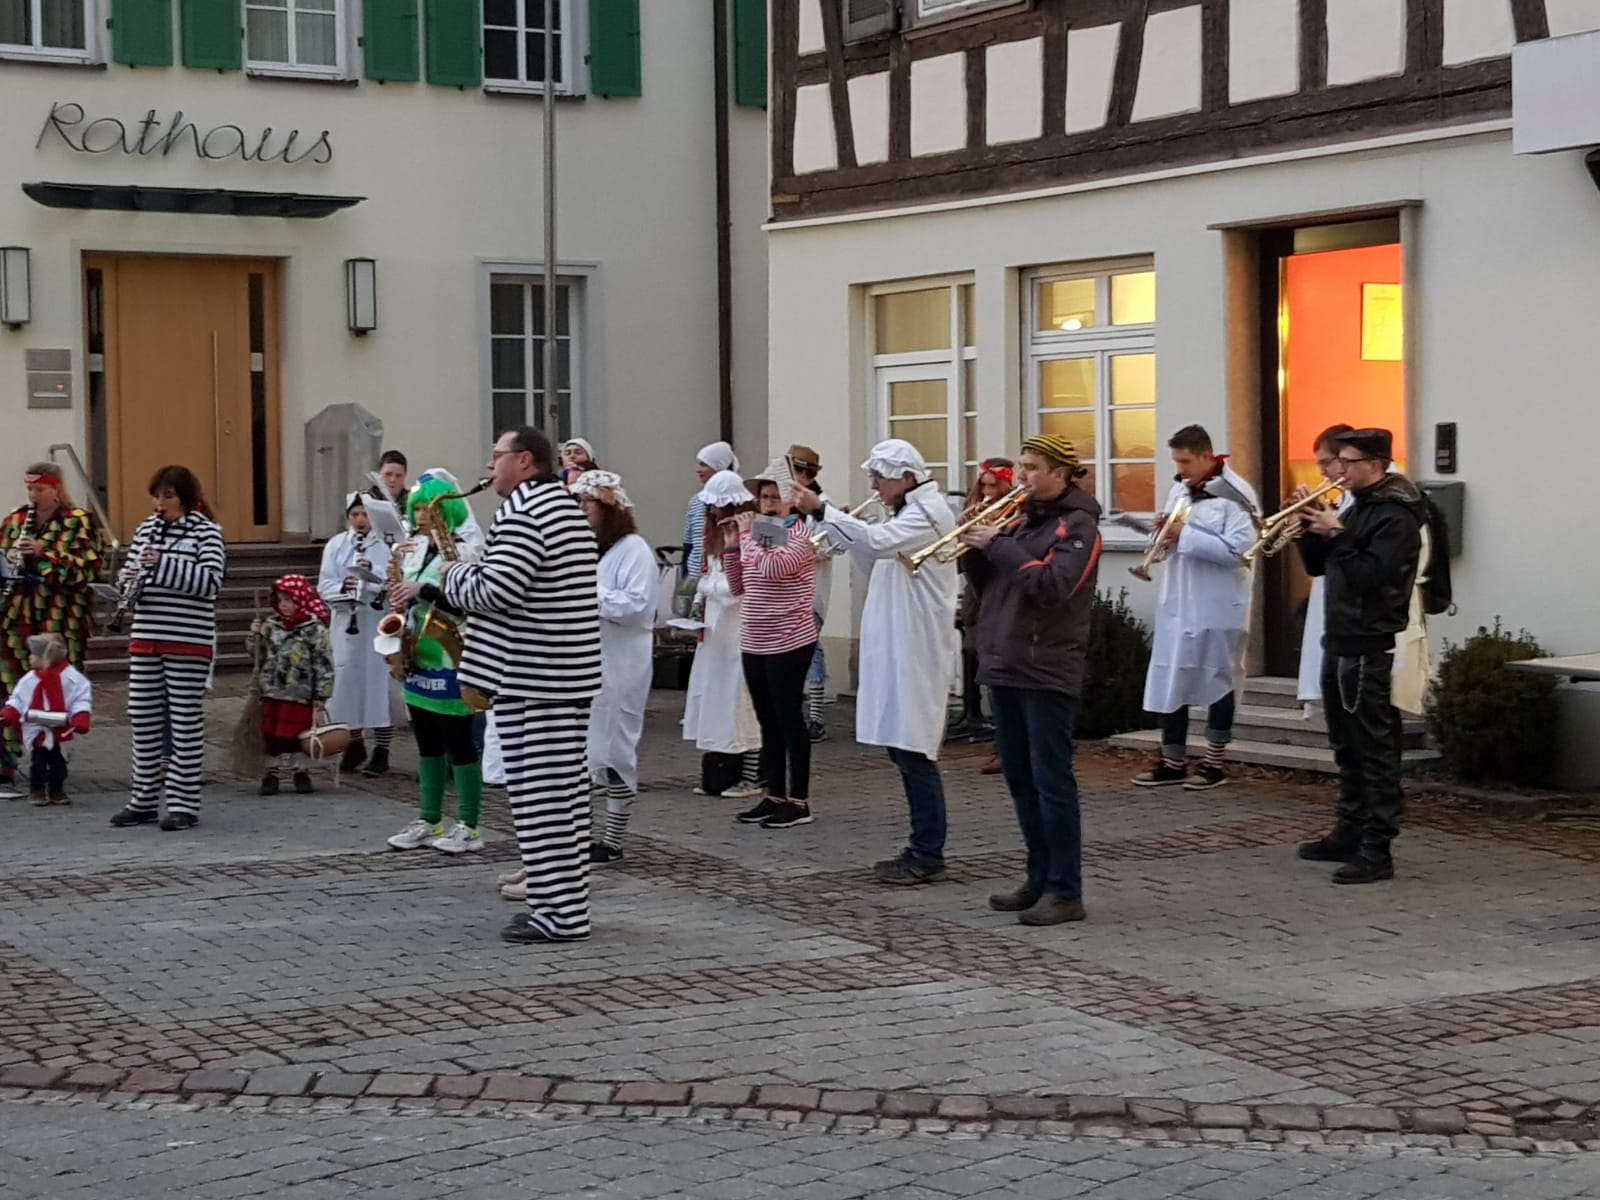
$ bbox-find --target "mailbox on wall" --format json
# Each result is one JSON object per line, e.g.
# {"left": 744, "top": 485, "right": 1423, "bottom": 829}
{"left": 1418, "top": 481, "right": 1464, "bottom": 558}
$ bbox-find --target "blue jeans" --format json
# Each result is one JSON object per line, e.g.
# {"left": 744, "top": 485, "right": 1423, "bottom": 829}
{"left": 886, "top": 747, "right": 947, "bottom": 867}
{"left": 1159, "top": 692, "right": 1236, "bottom": 760}
{"left": 990, "top": 686, "right": 1082, "bottom": 900}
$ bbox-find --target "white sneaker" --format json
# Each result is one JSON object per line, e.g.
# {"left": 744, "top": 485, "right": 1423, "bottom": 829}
{"left": 724, "top": 781, "right": 765, "bottom": 800}
{"left": 430, "top": 822, "right": 485, "bottom": 854}
{"left": 387, "top": 818, "right": 443, "bottom": 851}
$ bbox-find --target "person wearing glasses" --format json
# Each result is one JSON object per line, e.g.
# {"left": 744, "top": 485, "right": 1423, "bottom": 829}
{"left": 1293, "top": 427, "right": 1424, "bottom": 885}
{"left": 441, "top": 428, "right": 601, "bottom": 943}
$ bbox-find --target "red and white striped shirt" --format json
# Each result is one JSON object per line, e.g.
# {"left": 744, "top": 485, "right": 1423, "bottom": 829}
{"left": 724, "top": 518, "right": 817, "bottom": 655}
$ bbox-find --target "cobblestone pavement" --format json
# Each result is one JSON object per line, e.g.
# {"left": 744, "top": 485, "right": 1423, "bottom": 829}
{"left": 6, "top": 686, "right": 1600, "bottom": 1194}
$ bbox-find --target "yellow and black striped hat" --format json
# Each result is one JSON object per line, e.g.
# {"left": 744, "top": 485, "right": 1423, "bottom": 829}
{"left": 1020, "top": 434, "right": 1080, "bottom": 468}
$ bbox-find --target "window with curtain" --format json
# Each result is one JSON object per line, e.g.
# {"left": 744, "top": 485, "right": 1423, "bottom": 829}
{"left": 246, "top": 0, "right": 343, "bottom": 72}
{"left": 870, "top": 280, "right": 977, "bottom": 492}
{"left": 1026, "top": 263, "right": 1158, "bottom": 516}
{"left": 489, "top": 277, "right": 582, "bottom": 445}
{"left": 0, "top": 0, "right": 90, "bottom": 55}
{"left": 485, "top": 0, "right": 576, "bottom": 89}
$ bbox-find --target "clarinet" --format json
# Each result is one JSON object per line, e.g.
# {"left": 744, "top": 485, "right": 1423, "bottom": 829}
{"left": 343, "top": 531, "right": 368, "bottom": 635}
{"left": 107, "top": 517, "right": 166, "bottom": 634}
{"left": 0, "top": 504, "right": 36, "bottom": 608}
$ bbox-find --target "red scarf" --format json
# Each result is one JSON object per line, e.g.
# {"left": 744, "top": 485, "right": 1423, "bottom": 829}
{"left": 33, "top": 661, "right": 68, "bottom": 713}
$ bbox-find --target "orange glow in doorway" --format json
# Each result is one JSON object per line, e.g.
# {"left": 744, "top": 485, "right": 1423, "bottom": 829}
{"left": 1282, "top": 244, "right": 1405, "bottom": 491}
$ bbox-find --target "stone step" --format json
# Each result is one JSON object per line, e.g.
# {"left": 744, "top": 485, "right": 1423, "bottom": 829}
{"left": 1193, "top": 703, "right": 1428, "bottom": 750}
{"left": 1240, "top": 676, "right": 1303, "bottom": 710}
{"left": 1106, "top": 728, "right": 1441, "bottom": 775}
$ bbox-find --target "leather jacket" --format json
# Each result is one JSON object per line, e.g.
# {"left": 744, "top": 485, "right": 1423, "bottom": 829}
{"left": 1297, "top": 473, "right": 1423, "bottom": 656}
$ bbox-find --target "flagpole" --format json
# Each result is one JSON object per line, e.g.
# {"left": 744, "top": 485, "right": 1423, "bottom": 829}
{"left": 543, "top": 0, "right": 558, "bottom": 438}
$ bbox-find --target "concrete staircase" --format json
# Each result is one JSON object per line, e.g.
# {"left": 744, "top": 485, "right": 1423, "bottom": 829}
{"left": 85, "top": 542, "right": 326, "bottom": 680}
{"left": 1107, "top": 675, "right": 1440, "bottom": 775}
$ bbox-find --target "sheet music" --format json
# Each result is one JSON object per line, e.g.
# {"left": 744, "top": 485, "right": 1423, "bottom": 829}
{"left": 364, "top": 496, "right": 407, "bottom": 543}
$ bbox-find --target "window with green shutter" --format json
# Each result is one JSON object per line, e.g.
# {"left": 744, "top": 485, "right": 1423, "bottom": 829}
{"left": 587, "top": 0, "right": 639, "bottom": 98}
{"left": 365, "top": 0, "right": 420, "bottom": 81}
{"left": 113, "top": 0, "right": 174, "bottom": 66}
{"left": 181, "top": 0, "right": 242, "bottom": 70}
{"left": 731, "top": 0, "right": 764, "bottom": 109}
{"left": 425, "top": 0, "right": 480, "bottom": 86}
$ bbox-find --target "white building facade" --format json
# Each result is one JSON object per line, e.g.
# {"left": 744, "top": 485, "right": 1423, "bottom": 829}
{"left": 767, "top": 0, "right": 1600, "bottom": 783}
{"left": 0, "top": 0, "right": 770, "bottom": 549}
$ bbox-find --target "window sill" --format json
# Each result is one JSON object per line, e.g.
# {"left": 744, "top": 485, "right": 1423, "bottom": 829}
{"left": 483, "top": 82, "right": 585, "bottom": 101}
{"left": 1099, "top": 516, "right": 1156, "bottom": 553}
{"left": 246, "top": 66, "right": 356, "bottom": 86}
{"left": 0, "top": 50, "right": 102, "bottom": 68}
{"left": 903, "top": 0, "right": 1032, "bottom": 37}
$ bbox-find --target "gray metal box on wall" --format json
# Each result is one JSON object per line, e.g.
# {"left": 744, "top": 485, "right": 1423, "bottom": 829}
{"left": 305, "top": 404, "right": 383, "bottom": 541}
{"left": 1418, "top": 481, "right": 1464, "bottom": 557}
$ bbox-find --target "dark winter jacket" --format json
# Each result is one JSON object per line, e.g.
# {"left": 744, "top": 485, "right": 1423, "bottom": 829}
{"left": 963, "top": 486, "right": 1102, "bottom": 696}
{"left": 1297, "top": 473, "right": 1424, "bottom": 656}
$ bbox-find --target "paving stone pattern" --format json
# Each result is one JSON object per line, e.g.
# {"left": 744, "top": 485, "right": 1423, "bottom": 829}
{"left": 7, "top": 689, "right": 1600, "bottom": 1193}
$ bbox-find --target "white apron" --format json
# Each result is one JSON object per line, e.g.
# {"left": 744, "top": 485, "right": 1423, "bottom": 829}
{"left": 1143, "top": 474, "right": 1258, "bottom": 714}
{"left": 589, "top": 534, "right": 657, "bottom": 792}
{"left": 682, "top": 555, "right": 760, "bottom": 754}
{"left": 1296, "top": 489, "right": 1358, "bottom": 701}
{"left": 317, "top": 530, "right": 394, "bottom": 730}
{"left": 823, "top": 481, "right": 958, "bottom": 760}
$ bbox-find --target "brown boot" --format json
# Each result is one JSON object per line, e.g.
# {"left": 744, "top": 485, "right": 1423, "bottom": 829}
{"left": 48, "top": 791, "right": 69, "bottom": 806}
{"left": 28, "top": 790, "right": 49, "bottom": 807}
{"left": 988, "top": 886, "right": 1041, "bottom": 913}
{"left": 980, "top": 755, "right": 1001, "bottom": 775}
{"left": 1018, "top": 894, "right": 1086, "bottom": 926}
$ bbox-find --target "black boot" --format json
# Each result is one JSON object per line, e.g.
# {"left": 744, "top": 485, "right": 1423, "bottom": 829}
{"left": 1333, "top": 854, "right": 1394, "bottom": 884}
{"left": 363, "top": 748, "right": 390, "bottom": 776}
{"left": 1297, "top": 830, "right": 1360, "bottom": 862}
{"left": 339, "top": 737, "right": 368, "bottom": 773}
{"left": 110, "top": 806, "right": 158, "bottom": 827}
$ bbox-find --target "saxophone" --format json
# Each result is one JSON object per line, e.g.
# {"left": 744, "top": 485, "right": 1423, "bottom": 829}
{"left": 373, "top": 549, "right": 414, "bottom": 680}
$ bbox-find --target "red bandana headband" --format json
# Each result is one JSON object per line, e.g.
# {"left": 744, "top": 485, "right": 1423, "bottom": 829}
{"left": 23, "top": 472, "right": 61, "bottom": 487}
{"left": 982, "top": 462, "right": 1015, "bottom": 487}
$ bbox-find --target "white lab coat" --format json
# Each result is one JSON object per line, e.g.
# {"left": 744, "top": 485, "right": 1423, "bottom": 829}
{"left": 3, "top": 665, "right": 92, "bottom": 753}
{"left": 682, "top": 554, "right": 760, "bottom": 754}
{"left": 318, "top": 530, "right": 395, "bottom": 730}
{"left": 589, "top": 533, "right": 657, "bottom": 792}
{"left": 1296, "top": 489, "right": 1357, "bottom": 702}
{"left": 822, "top": 480, "right": 958, "bottom": 760}
{"left": 1143, "top": 471, "right": 1259, "bottom": 713}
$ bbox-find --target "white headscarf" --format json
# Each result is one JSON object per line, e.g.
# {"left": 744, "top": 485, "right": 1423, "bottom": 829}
{"left": 862, "top": 438, "right": 931, "bottom": 485}
{"left": 563, "top": 437, "right": 597, "bottom": 462}
{"left": 697, "top": 441, "right": 739, "bottom": 473}
{"left": 697, "top": 469, "right": 751, "bottom": 509}
{"left": 571, "top": 469, "right": 633, "bottom": 509}
{"left": 344, "top": 490, "right": 364, "bottom": 514}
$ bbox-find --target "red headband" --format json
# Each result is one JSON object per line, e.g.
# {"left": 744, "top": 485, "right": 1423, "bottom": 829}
{"left": 24, "top": 473, "right": 61, "bottom": 487}
{"left": 982, "top": 463, "right": 1014, "bottom": 487}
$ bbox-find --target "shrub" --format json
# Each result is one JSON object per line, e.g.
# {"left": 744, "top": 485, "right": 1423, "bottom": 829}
{"left": 1079, "top": 588, "right": 1156, "bottom": 740}
{"left": 1425, "top": 619, "right": 1559, "bottom": 785}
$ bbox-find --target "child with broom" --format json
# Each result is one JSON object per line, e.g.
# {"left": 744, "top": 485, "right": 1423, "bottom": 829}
{"left": 246, "top": 575, "right": 334, "bottom": 795}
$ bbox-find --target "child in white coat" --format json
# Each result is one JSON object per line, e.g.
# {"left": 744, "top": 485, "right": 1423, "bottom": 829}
{"left": 1, "top": 633, "right": 92, "bottom": 806}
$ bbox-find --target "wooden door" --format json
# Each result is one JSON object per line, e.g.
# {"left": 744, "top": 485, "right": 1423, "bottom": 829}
{"left": 86, "top": 254, "right": 282, "bottom": 544}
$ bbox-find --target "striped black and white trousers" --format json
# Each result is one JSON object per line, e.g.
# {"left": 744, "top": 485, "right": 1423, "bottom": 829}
{"left": 495, "top": 698, "right": 593, "bottom": 940}
{"left": 127, "top": 653, "right": 211, "bottom": 816}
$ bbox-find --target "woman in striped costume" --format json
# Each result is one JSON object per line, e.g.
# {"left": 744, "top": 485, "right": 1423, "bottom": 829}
{"left": 442, "top": 428, "right": 601, "bottom": 945}
{"left": 109, "top": 466, "right": 226, "bottom": 832}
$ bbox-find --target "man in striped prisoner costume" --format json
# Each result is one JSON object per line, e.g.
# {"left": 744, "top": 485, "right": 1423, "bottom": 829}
{"left": 441, "top": 427, "right": 601, "bottom": 944}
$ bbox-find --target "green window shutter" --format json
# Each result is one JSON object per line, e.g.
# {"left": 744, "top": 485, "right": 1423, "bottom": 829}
{"left": 731, "top": 0, "right": 766, "bottom": 109}
{"left": 425, "top": 0, "right": 481, "bottom": 87}
{"left": 365, "top": 0, "right": 420, "bottom": 82}
{"left": 112, "top": 0, "right": 174, "bottom": 67}
{"left": 180, "top": 0, "right": 241, "bottom": 71}
{"left": 588, "top": 0, "right": 641, "bottom": 98}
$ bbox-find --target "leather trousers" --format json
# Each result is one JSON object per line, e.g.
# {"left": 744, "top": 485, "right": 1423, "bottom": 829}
{"left": 1320, "top": 650, "right": 1405, "bottom": 860}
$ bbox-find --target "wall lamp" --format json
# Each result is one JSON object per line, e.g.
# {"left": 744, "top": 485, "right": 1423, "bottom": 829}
{"left": 0, "top": 246, "right": 31, "bottom": 328}
{"left": 345, "top": 257, "right": 376, "bottom": 335}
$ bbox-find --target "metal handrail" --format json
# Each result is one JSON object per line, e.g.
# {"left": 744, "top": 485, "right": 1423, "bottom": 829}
{"left": 47, "top": 442, "right": 118, "bottom": 549}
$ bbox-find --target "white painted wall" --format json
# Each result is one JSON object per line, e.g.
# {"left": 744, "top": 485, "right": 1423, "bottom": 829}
{"left": 0, "top": 10, "right": 767, "bottom": 554}
{"left": 849, "top": 72, "right": 892, "bottom": 165}
{"left": 1326, "top": 0, "right": 1407, "bottom": 85}
{"left": 767, "top": 132, "right": 1600, "bottom": 774}
{"left": 1065, "top": 23, "right": 1120, "bottom": 133}
{"left": 986, "top": 38, "right": 1044, "bottom": 145}
{"left": 910, "top": 53, "right": 967, "bottom": 157}
{"left": 1132, "top": 5, "right": 1203, "bottom": 121}
{"left": 1230, "top": 0, "right": 1301, "bottom": 102}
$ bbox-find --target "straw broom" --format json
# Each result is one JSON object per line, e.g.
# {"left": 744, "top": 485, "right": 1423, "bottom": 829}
{"left": 229, "top": 587, "right": 266, "bottom": 778}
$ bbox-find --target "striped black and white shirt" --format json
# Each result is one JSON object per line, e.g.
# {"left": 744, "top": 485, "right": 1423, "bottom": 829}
{"left": 442, "top": 478, "right": 601, "bottom": 704}
{"left": 122, "top": 512, "right": 226, "bottom": 652}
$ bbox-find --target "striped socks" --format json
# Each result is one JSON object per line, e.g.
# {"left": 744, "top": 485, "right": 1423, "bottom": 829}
{"left": 1203, "top": 740, "right": 1226, "bottom": 770}
{"left": 742, "top": 751, "right": 760, "bottom": 784}
{"left": 373, "top": 726, "right": 394, "bottom": 751}
{"left": 602, "top": 783, "right": 633, "bottom": 849}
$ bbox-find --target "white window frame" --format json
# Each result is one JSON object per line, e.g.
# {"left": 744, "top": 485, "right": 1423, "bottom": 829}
{"left": 483, "top": 0, "right": 586, "bottom": 96}
{"left": 867, "top": 276, "right": 977, "bottom": 495}
{"left": 1024, "top": 259, "right": 1158, "bottom": 520}
{"left": 0, "top": 0, "right": 98, "bottom": 64}
{"left": 482, "top": 265, "right": 595, "bottom": 448}
{"left": 245, "top": 0, "right": 351, "bottom": 79}
{"left": 905, "top": 0, "right": 1031, "bottom": 33}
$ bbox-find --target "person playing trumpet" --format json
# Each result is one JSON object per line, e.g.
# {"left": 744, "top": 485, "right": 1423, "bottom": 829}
{"left": 1294, "top": 425, "right": 1355, "bottom": 707}
{"left": 791, "top": 439, "right": 958, "bottom": 884}
{"left": 1132, "top": 425, "right": 1259, "bottom": 791}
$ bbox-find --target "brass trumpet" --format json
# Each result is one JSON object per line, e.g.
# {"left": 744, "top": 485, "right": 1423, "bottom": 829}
{"left": 808, "top": 496, "right": 887, "bottom": 553}
{"left": 1242, "top": 479, "right": 1341, "bottom": 564}
{"left": 900, "top": 485, "right": 1027, "bottom": 575}
{"left": 1128, "top": 496, "right": 1191, "bottom": 581}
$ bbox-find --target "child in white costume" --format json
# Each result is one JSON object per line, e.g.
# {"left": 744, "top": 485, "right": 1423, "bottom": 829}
{"left": 317, "top": 493, "right": 396, "bottom": 774}
{"left": 1, "top": 632, "right": 91, "bottom": 806}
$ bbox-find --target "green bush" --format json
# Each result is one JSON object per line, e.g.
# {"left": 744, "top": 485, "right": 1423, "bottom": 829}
{"left": 1079, "top": 588, "right": 1156, "bottom": 740}
{"left": 1425, "top": 619, "right": 1559, "bottom": 785}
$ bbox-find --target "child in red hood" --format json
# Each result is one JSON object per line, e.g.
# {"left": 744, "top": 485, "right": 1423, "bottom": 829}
{"left": 2, "top": 632, "right": 92, "bottom": 806}
{"left": 247, "top": 574, "right": 334, "bottom": 796}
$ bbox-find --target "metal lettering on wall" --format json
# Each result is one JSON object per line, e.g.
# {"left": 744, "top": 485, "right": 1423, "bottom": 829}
{"left": 25, "top": 349, "right": 72, "bottom": 410}
{"left": 37, "top": 102, "right": 334, "bottom": 166}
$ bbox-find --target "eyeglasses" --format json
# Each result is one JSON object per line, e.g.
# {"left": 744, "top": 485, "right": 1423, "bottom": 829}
{"left": 1336, "top": 454, "right": 1375, "bottom": 465}
{"left": 489, "top": 448, "right": 526, "bottom": 462}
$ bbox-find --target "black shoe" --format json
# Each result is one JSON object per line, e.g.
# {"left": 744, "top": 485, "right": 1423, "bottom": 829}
{"left": 292, "top": 771, "right": 314, "bottom": 795}
{"left": 590, "top": 841, "right": 623, "bottom": 864}
{"left": 1297, "top": 834, "right": 1359, "bottom": 862}
{"left": 499, "top": 915, "right": 589, "bottom": 944}
{"left": 1132, "top": 762, "right": 1187, "bottom": 787}
{"left": 988, "top": 886, "right": 1041, "bottom": 913}
{"left": 159, "top": 812, "right": 198, "bottom": 832}
{"left": 1018, "top": 893, "right": 1087, "bottom": 926}
{"left": 339, "top": 739, "right": 369, "bottom": 773}
{"left": 872, "top": 854, "right": 946, "bottom": 886}
{"left": 736, "top": 797, "right": 780, "bottom": 824}
{"left": 1184, "top": 765, "right": 1227, "bottom": 790}
{"left": 258, "top": 773, "right": 280, "bottom": 797}
{"left": 1333, "top": 856, "right": 1394, "bottom": 885}
{"left": 806, "top": 720, "right": 827, "bottom": 744}
{"left": 760, "top": 801, "right": 814, "bottom": 829}
{"left": 363, "top": 748, "right": 390, "bottom": 776}
{"left": 110, "top": 806, "right": 158, "bottom": 827}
